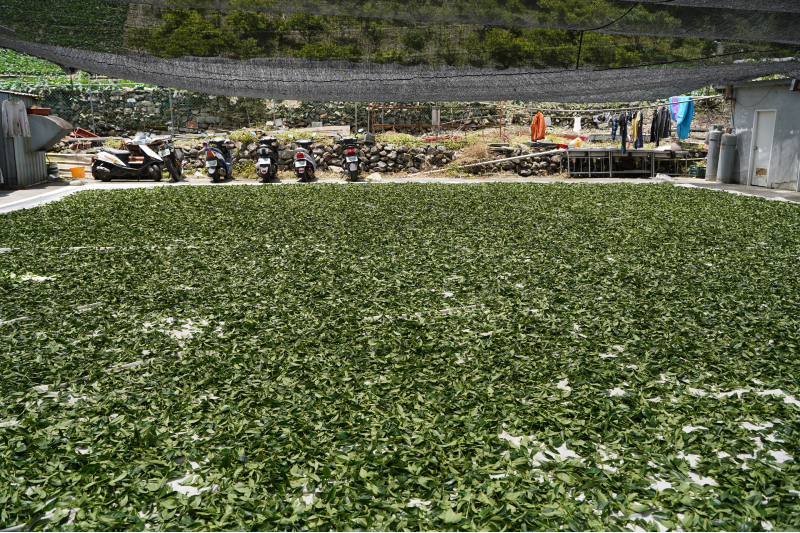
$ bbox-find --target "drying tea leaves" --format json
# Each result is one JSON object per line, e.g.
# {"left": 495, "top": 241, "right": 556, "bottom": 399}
{"left": 0, "top": 183, "right": 799, "bottom": 531}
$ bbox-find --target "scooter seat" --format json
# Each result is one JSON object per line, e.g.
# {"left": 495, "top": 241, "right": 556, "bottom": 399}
{"left": 102, "top": 147, "right": 130, "bottom": 156}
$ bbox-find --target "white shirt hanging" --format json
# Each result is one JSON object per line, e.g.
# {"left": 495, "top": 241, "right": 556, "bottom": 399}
{"left": 2, "top": 100, "right": 31, "bottom": 138}
{"left": 573, "top": 117, "right": 581, "bottom": 134}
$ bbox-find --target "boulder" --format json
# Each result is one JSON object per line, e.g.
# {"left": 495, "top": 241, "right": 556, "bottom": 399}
{"left": 365, "top": 173, "right": 383, "bottom": 182}
{"left": 328, "top": 166, "right": 344, "bottom": 174}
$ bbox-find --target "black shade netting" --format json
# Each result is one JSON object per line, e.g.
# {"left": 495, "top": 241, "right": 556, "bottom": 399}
{"left": 2, "top": 36, "right": 798, "bottom": 102}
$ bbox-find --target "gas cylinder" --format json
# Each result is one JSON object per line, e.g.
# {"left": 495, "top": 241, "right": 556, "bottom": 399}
{"left": 717, "top": 133, "right": 738, "bottom": 184}
{"left": 705, "top": 130, "right": 723, "bottom": 182}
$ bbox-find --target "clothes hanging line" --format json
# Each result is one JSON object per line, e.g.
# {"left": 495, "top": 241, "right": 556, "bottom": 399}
{"left": 508, "top": 95, "right": 722, "bottom": 115}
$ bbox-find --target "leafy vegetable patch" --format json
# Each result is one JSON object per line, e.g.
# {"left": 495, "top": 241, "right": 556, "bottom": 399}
{"left": 1, "top": 183, "right": 799, "bottom": 531}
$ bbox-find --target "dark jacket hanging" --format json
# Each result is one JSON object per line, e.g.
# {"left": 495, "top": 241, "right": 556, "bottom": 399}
{"left": 633, "top": 110, "right": 644, "bottom": 149}
{"left": 650, "top": 106, "right": 671, "bottom": 146}
{"left": 619, "top": 113, "right": 628, "bottom": 155}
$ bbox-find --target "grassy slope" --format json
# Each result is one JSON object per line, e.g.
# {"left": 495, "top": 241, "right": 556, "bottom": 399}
{"left": 0, "top": 0, "right": 128, "bottom": 52}
{"left": 0, "top": 183, "right": 799, "bottom": 531}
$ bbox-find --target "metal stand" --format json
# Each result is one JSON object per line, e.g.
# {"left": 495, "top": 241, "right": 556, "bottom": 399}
{"left": 168, "top": 89, "right": 175, "bottom": 133}
{"left": 88, "top": 75, "right": 96, "bottom": 135}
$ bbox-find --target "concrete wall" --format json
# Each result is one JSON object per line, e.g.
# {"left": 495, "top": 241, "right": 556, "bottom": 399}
{"left": 731, "top": 81, "right": 800, "bottom": 190}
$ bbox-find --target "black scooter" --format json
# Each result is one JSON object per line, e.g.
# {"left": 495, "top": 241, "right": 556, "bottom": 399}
{"left": 340, "top": 129, "right": 365, "bottom": 181}
{"left": 91, "top": 132, "right": 164, "bottom": 182}
{"left": 157, "top": 136, "right": 185, "bottom": 182}
{"left": 254, "top": 136, "right": 279, "bottom": 182}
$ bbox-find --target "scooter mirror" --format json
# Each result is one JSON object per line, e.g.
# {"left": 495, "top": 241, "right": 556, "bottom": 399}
{"left": 311, "top": 132, "right": 317, "bottom": 137}
{"left": 287, "top": 134, "right": 294, "bottom": 139}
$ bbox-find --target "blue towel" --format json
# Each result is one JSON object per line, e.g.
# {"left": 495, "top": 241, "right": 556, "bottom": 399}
{"left": 674, "top": 96, "right": 694, "bottom": 140}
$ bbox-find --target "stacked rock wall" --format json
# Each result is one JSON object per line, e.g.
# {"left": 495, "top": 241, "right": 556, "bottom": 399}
{"left": 179, "top": 140, "right": 562, "bottom": 176}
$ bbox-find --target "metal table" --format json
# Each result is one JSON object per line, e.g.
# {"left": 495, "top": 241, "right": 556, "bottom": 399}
{"left": 566, "top": 148, "right": 691, "bottom": 178}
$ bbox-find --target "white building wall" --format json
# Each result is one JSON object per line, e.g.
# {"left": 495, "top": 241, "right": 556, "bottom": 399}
{"left": 731, "top": 81, "right": 800, "bottom": 190}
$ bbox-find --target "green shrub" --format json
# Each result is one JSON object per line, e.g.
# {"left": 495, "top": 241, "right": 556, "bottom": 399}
{"left": 233, "top": 159, "right": 256, "bottom": 178}
{"left": 228, "top": 129, "right": 259, "bottom": 147}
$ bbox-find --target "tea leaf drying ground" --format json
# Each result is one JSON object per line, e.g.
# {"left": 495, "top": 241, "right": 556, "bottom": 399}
{"left": 1, "top": 183, "right": 799, "bottom": 531}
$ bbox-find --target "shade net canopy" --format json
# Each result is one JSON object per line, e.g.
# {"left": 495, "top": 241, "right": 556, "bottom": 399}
{"left": 0, "top": 0, "right": 798, "bottom": 101}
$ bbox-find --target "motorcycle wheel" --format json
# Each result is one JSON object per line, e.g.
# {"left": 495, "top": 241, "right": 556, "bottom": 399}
{"left": 150, "top": 165, "right": 163, "bottom": 182}
{"left": 348, "top": 169, "right": 359, "bottom": 181}
{"left": 211, "top": 170, "right": 220, "bottom": 183}
{"left": 91, "top": 163, "right": 110, "bottom": 181}
{"left": 165, "top": 157, "right": 181, "bottom": 181}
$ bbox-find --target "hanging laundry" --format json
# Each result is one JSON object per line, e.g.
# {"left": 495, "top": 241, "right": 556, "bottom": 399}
{"left": 573, "top": 117, "right": 581, "bottom": 133}
{"left": 619, "top": 113, "right": 628, "bottom": 155}
{"left": 633, "top": 110, "right": 644, "bottom": 149}
{"left": 530, "top": 111, "right": 546, "bottom": 141}
{"left": 610, "top": 114, "right": 619, "bottom": 141}
{"left": 650, "top": 106, "right": 671, "bottom": 146}
{"left": 669, "top": 97, "right": 681, "bottom": 122}
{"left": 674, "top": 96, "right": 695, "bottom": 140}
{"left": 2, "top": 100, "right": 30, "bottom": 138}
{"left": 631, "top": 111, "right": 640, "bottom": 148}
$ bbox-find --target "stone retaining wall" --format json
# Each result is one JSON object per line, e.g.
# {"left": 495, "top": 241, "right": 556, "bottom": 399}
{"left": 40, "top": 85, "right": 684, "bottom": 137}
{"left": 179, "top": 140, "right": 562, "bottom": 176}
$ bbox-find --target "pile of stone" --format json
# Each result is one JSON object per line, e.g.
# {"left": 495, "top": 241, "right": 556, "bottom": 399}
{"left": 461, "top": 144, "right": 563, "bottom": 176}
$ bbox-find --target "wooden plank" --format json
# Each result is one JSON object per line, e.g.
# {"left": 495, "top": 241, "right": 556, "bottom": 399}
{"left": 262, "top": 125, "right": 350, "bottom": 137}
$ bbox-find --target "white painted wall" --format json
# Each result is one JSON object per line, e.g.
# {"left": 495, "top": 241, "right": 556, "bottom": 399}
{"left": 731, "top": 81, "right": 800, "bottom": 190}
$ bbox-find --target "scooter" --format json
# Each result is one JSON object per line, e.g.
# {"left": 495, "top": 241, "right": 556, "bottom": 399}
{"left": 339, "top": 129, "right": 365, "bottom": 181}
{"left": 203, "top": 136, "right": 234, "bottom": 182}
{"left": 156, "top": 136, "right": 185, "bottom": 182}
{"left": 254, "top": 136, "right": 279, "bottom": 183}
{"left": 289, "top": 133, "right": 317, "bottom": 182}
{"left": 91, "top": 132, "right": 164, "bottom": 182}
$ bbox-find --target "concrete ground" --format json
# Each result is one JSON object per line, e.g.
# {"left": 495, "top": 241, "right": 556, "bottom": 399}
{"left": 1, "top": 174, "right": 798, "bottom": 214}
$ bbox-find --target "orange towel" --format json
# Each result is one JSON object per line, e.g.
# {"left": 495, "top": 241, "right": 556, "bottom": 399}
{"left": 531, "top": 111, "right": 546, "bottom": 141}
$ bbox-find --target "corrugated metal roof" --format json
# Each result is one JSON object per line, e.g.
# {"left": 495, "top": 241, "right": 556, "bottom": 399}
{"left": 0, "top": 90, "right": 40, "bottom": 99}
{"left": 731, "top": 78, "right": 794, "bottom": 89}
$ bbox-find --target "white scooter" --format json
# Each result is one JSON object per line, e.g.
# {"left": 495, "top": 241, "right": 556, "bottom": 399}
{"left": 91, "top": 131, "right": 164, "bottom": 182}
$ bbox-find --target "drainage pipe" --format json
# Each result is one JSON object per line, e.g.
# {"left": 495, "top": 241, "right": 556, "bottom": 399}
{"left": 796, "top": 152, "right": 800, "bottom": 193}
{"left": 420, "top": 148, "right": 567, "bottom": 175}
